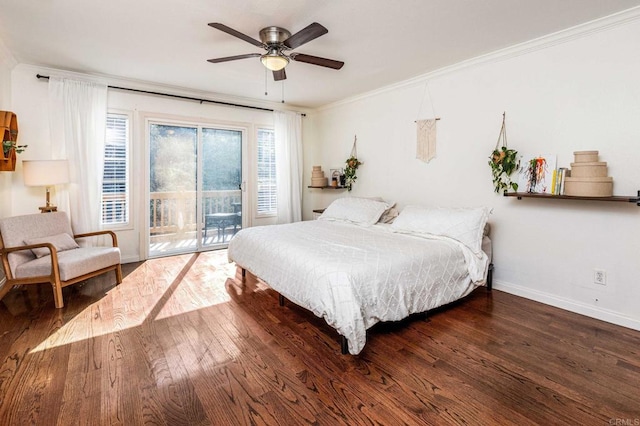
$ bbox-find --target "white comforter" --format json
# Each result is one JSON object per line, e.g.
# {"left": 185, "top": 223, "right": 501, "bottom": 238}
{"left": 228, "top": 220, "right": 489, "bottom": 354}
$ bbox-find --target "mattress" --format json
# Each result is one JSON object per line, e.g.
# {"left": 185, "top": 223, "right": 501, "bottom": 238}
{"left": 228, "top": 220, "right": 490, "bottom": 354}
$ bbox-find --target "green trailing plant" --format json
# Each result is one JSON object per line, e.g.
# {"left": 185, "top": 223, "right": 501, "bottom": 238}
{"left": 488, "top": 112, "right": 519, "bottom": 193}
{"left": 489, "top": 146, "right": 519, "bottom": 193}
{"left": 344, "top": 155, "right": 361, "bottom": 191}
{"left": 2, "top": 140, "right": 28, "bottom": 156}
{"left": 344, "top": 135, "right": 362, "bottom": 191}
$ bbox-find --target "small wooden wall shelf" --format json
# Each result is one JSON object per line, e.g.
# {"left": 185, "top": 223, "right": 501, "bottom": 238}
{"left": 308, "top": 186, "right": 347, "bottom": 190}
{"left": 504, "top": 191, "right": 640, "bottom": 206}
{"left": 1, "top": 110, "right": 19, "bottom": 172}
{"left": 0, "top": 149, "right": 17, "bottom": 172}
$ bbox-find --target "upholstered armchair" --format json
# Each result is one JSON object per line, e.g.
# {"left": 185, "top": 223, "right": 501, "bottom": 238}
{"left": 0, "top": 212, "right": 122, "bottom": 308}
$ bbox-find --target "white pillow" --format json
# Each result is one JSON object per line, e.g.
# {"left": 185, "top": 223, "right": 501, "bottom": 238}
{"left": 24, "top": 233, "right": 80, "bottom": 258}
{"left": 319, "top": 197, "right": 390, "bottom": 227}
{"left": 357, "top": 196, "right": 399, "bottom": 224}
{"left": 391, "top": 205, "right": 490, "bottom": 255}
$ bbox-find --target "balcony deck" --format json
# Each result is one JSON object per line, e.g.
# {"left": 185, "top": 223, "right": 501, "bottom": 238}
{"left": 143, "top": 189, "right": 242, "bottom": 256}
{"left": 149, "top": 229, "right": 238, "bottom": 256}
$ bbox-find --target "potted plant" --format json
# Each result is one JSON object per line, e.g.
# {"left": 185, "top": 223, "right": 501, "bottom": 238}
{"left": 489, "top": 146, "right": 519, "bottom": 193}
{"left": 344, "top": 155, "right": 361, "bottom": 191}
{"left": 488, "top": 112, "right": 519, "bottom": 193}
{"left": 3, "top": 140, "right": 27, "bottom": 156}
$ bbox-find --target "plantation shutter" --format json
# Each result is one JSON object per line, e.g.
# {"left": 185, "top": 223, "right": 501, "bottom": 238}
{"left": 102, "top": 113, "right": 129, "bottom": 224}
{"left": 257, "top": 128, "right": 277, "bottom": 215}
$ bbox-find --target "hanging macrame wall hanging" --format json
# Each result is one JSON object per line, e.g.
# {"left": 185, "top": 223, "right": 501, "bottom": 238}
{"left": 415, "top": 82, "right": 440, "bottom": 163}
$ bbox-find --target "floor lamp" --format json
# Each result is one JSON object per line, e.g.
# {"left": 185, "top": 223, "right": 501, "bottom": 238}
{"left": 22, "top": 160, "right": 70, "bottom": 213}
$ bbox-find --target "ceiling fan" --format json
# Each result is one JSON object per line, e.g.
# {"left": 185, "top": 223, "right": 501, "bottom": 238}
{"left": 207, "top": 22, "right": 344, "bottom": 81}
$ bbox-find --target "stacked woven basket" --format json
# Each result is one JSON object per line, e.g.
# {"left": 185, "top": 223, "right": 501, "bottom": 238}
{"left": 564, "top": 151, "right": 613, "bottom": 197}
{"left": 310, "top": 165, "right": 328, "bottom": 187}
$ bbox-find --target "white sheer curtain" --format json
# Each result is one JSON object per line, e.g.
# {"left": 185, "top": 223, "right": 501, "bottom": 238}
{"left": 49, "top": 77, "right": 107, "bottom": 234}
{"left": 274, "top": 111, "right": 303, "bottom": 224}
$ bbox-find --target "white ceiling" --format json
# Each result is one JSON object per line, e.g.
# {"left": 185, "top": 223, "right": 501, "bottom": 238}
{"left": 1, "top": 0, "right": 640, "bottom": 109}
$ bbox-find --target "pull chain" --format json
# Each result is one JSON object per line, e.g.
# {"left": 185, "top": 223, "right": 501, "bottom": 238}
{"left": 264, "top": 68, "right": 268, "bottom": 96}
{"left": 281, "top": 81, "right": 285, "bottom": 103}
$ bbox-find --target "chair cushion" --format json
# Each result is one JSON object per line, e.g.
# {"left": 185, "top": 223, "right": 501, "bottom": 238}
{"left": 24, "top": 233, "right": 80, "bottom": 258}
{"left": 15, "top": 247, "right": 121, "bottom": 282}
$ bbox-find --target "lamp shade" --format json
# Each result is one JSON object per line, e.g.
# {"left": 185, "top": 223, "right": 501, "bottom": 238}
{"left": 23, "top": 160, "right": 70, "bottom": 186}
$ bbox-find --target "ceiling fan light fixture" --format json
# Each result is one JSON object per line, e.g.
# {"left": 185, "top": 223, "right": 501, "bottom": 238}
{"left": 208, "top": 22, "right": 343, "bottom": 81}
{"left": 261, "top": 51, "right": 289, "bottom": 71}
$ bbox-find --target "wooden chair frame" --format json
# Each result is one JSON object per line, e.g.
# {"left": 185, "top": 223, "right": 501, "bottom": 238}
{"left": 0, "top": 230, "right": 122, "bottom": 308}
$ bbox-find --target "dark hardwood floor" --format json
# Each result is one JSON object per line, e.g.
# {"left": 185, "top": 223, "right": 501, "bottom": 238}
{"left": 0, "top": 250, "right": 639, "bottom": 425}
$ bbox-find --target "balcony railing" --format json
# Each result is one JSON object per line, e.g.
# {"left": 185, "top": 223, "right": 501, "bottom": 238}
{"left": 149, "top": 190, "right": 241, "bottom": 236}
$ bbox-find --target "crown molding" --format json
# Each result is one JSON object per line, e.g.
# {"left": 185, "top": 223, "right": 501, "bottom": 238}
{"left": 317, "top": 6, "right": 640, "bottom": 112}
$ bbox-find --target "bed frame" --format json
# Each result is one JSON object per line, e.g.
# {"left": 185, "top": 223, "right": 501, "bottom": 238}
{"left": 239, "top": 263, "right": 494, "bottom": 355}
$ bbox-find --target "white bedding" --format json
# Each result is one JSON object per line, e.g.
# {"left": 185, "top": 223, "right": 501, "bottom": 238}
{"left": 228, "top": 220, "right": 490, "bottom": 354}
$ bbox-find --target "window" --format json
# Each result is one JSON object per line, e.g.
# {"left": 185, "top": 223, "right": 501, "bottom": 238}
{"left": 257, "top": 128, "right": 277, "bottom": 215}
{"left": 102, "top": 112, "right": 130, "bottom": 225}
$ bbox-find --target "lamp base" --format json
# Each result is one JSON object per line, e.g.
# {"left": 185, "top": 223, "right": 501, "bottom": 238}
{"left": 39, "top": 205, "right": 57, "bottom": 213}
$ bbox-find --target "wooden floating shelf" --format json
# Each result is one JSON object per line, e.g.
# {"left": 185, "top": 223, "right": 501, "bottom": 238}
{"left": 504, "top": 191, "right": 640, "bottom": 206}
{"left": 307, "top": 186, "right": 347, "bottom": 190}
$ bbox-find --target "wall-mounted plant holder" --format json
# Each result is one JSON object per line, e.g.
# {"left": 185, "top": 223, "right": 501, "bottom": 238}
{"left": 0, "top": 147, "right": 16, "bottom": 172}
{"left": 0, "top": 111, "right": 19, "bottom": 172}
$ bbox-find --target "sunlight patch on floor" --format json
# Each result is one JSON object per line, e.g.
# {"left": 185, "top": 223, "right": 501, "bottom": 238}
{"left": 30, "top": 253, "right": 238, "bottom": 353}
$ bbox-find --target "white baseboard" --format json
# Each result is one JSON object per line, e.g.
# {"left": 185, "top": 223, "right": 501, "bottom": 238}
{"left": 494, "top": 279, "right": 640, "bottom": 332}
{"left": 121, "top": 255, "right": 141, "bottom": 264}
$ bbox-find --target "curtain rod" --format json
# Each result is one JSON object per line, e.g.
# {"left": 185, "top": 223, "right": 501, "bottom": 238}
{"left": 36, "top": 74, "right": 305, "bottom": 116}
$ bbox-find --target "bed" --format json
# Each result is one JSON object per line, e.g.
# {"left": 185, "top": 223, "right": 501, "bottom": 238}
{"left": 228, "top": 198, "right": 492, "bottom": 355}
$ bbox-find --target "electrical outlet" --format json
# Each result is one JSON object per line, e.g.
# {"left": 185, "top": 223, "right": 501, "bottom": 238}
{"left": 594, "top": 269, "right": 606, "bottom": 285}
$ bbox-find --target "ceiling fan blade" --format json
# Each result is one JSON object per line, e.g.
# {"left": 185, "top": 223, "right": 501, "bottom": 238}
{"left": 273, "top": 69, "right": 287, "bottom": 81}
{"left": 283, "top": 22, "right": 328, "bottom": 49}
{"left": 208, "top": 23, "right": 264, "bottom": 48}
{"left": 291, "top": 53, "right": 344, "bottom": 70}
{"left": 207, "top": 53, "right": 261, "bottom": 63}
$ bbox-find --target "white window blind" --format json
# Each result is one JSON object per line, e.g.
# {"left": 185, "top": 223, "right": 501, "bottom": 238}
{"left": 257, "top": 128, "right": 277, "bottom": 215}
{"left": 102, "top": 113, "right": 129, "bottom": 225}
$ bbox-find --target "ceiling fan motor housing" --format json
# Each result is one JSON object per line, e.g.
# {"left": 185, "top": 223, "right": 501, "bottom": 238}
{"left": 259, "top": 27, "right": 291, "bottom": 47}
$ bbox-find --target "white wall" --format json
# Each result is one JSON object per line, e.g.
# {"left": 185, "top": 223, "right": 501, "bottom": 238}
{"left": 303, "top": 17, "right": 640, "bottom": 330}
{"left": 8, "top": 64, "right": 302, "bottom": 262}
{"left": 0, "top": 37, "right": 16, "bottom": 219}
{"left": 0, "top": 37, "right": 16, "bottom": 285}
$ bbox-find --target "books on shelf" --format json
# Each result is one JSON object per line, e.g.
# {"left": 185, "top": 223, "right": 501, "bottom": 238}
{"left": 554, "top": 167, "right": 569, "bottom": 195}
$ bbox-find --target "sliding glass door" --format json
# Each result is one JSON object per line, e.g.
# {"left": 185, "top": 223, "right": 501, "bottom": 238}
{"left": 148, "top": 121, "right": 243, "bottom": 257}
{"left": 201, "top": 128, "right": 242, "bottom": 249}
